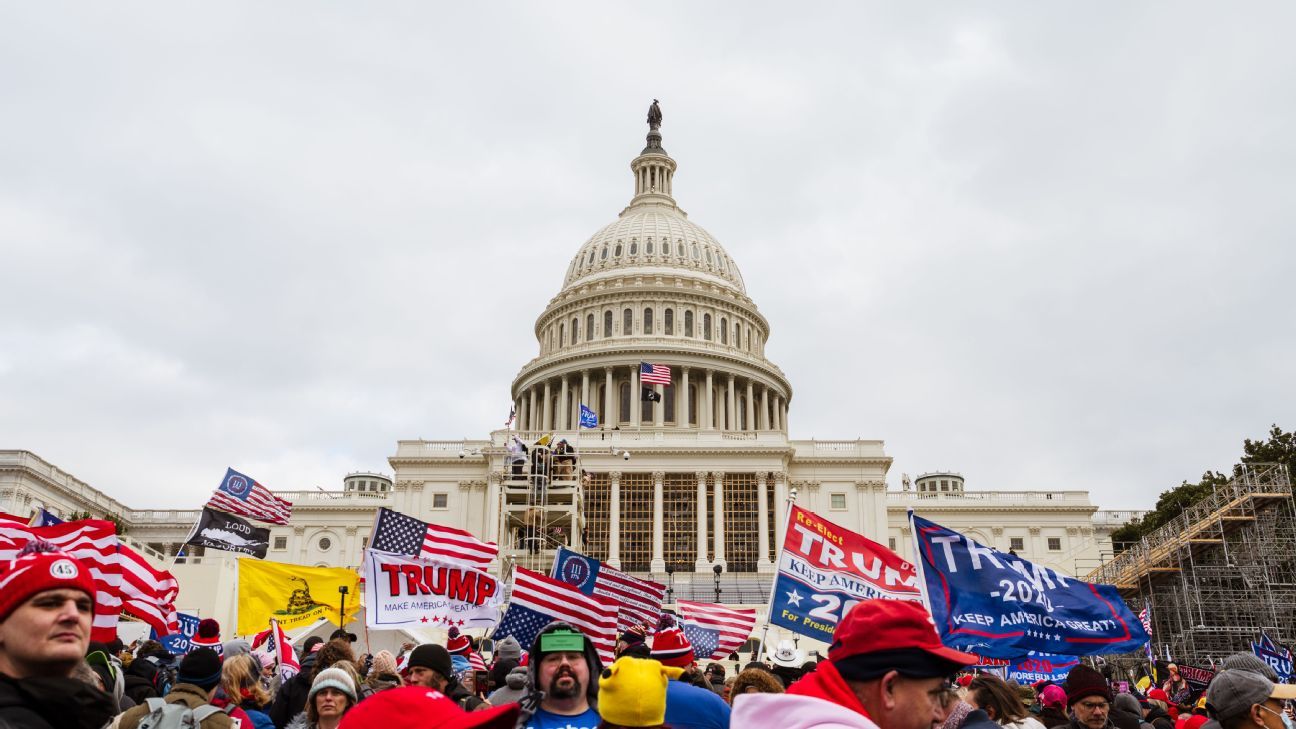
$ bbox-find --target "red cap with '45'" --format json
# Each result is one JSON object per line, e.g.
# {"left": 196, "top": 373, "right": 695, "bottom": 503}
{"left": 0, "top": 543, "right": 98, "bottom": 622}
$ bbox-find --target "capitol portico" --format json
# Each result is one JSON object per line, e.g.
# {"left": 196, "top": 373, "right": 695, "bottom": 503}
{"left": 0, "top": 106, "right": 1141, "bottom": 634}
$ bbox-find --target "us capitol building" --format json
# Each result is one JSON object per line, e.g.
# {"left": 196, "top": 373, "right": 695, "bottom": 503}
{"left": 0, "top": 106, "right": 1141, "bottom": 635}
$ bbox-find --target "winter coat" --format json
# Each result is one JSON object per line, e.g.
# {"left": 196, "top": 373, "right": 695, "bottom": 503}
{"left": 959, "top": 709, "right": 1001, "bottom": 729}
{"left": 360, "top": 673, "right": 401, "bottom": 699}
{"left": 1110, "top": 694, "right": 1146, "bottom": 729}
{"left": 731, "top": 692, "right": 881, "bottom": 729}
{"left": 269, "top": 659, "right": 316, "bottom": 728}
{"left": 1002, "top": 718, "right": 1047, "bottom": 729}
{"left": 1145, "top": 706, "right": 1174, "bottom": 729}
{"left": 490, "top": 635, "right": 523, "bottom": 689}
{"left": 786, "top": 661, "right": 876, "bottom": 725}
{"left": 445, "top": 677, "right": 485, "bottom": 712}
{"left": 1039, "top": 708, "right": 1068, "bottom": 728}
{"left": 0, "top": 672, "right": 117, "bottom": 729}
{"left": 123, "top": 654, "right": 172, "bottom": 707}
{"left": 238, "top": 702, "right": 275, "bottom": 729}
{"left": 1050, "top": 716, "right": 1116, "bottom": 729}
{"left": 487, "top": 666, "right": 531, "bottom": 706}
{"left": 116, "top": 683, "right": 234, "bottom": 729}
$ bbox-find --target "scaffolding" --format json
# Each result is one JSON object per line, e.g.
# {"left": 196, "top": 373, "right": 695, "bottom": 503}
{"left": 1088, "top": 463, "right": 1296, "bottom": 661}
{"left": 498, "top": 438, "right": 585, "bottom": 574}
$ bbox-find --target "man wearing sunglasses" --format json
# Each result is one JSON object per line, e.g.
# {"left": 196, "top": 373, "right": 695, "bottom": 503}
{"left": 1205, "top": 670, "right": 1296, "bottom": 729}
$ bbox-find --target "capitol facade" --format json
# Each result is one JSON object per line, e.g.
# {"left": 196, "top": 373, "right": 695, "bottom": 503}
{"left": 0, "top": 110, "right": 1140, "bottom": 640}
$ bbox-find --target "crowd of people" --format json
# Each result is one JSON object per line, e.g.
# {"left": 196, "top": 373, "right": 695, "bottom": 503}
{"left": 3, "top": 542, "right": 1295, "bottom": 729}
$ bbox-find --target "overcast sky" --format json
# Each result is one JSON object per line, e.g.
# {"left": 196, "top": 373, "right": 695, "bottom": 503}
{"left": 2, "top": 3, "right": 1293, "bottom": 511}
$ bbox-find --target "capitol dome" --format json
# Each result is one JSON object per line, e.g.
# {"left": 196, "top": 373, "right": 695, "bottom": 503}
{"left": 510, "top": 103, "right": 791, "bottom": 436}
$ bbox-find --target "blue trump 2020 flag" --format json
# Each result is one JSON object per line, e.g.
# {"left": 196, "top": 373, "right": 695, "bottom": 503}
{"left": 911, "top": 513, "right": 1149, "bottom": 658}
{"left": 579, "top": 404, "right": 598, "bottom": 429}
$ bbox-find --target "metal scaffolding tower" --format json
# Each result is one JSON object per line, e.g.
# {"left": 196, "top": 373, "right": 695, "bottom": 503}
{"left": 1088, "top": 463, "right": 1296, "bottom": 661}
{"left": 497, "top": 438, "right": 585, "bottom": 574}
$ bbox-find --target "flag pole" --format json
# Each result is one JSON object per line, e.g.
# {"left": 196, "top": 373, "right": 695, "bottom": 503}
{"left": 757, "top": 486, "right": 798, "bottom": 661}
{"left": 907, "top": 509, "right": 934, "bottom": 615}
{"left": 171, "top": 510, "right": 204, "bottom": 568}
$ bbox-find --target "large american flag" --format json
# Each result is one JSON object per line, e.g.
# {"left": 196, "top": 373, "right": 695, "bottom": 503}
{"left": 118, "top": 542, "right": 180, "bottom": 636}
{"left": 0, "top": 520, "right": 124, "bottom": 642}
{"left": 551, "top": 548, "right": 664, "bottom": 632}
{"left": 371, "top": 507, "right": 497, "bottom": 570}
{"left": 206, "top": 468, "right": 293, "bottom": 526}
{"left": 493, "top": 567, "right": 618, "bottom": 665}
{"left": 677, "top": 600, "right": 757, "bottom": 661}
{"left": 639, "top": 362, "right": 671, "bottom": 386}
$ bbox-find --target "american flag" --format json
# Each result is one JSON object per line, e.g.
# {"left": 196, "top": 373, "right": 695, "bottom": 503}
{"left": 267, "top": 619, "right": 300, "bottom": 680}
{"left": 206, "top": 468, "right": 293, "bottom": 526}
{"left": 639, "top": 362, "right": 671, "bottom": 386}
{"left": 371, "top": 507, "right": 497, "bottom": 570}
{"left": 493, "top": 567, "right": 618, "bottom": 666}
{"left": 118, "top": 542, "right": 180, "bottom": 636}
{"left": 0, "top": 519, "right": 125, "bottom": 642}
{"left": 551, "top": 549, "right": 664, "bottom": 632}
{"left": 676, "top": 600, "right": 756, "bottom": 661}
{"left": 1138, "top": 600, "right": 1152, "bottom": 636}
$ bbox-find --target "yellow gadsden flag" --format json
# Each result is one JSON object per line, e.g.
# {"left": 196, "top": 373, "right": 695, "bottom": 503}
{"left": 237, "top": 558, "right": 361, "bottom": 636}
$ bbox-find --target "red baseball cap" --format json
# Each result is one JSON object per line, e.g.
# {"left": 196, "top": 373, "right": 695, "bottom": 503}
{"left": 828, "top": 599, "right": 977, "bottom": 680}
{"left": 339, "top": 687, "right": 519, "bottom": 729}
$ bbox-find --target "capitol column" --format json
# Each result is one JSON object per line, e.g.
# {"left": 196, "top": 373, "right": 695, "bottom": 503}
{"left": 757, "top": 472, "right": 772, "bottom": 572}
{"left": 559, "top": 376, "right": 569, "bottom": 430}
{"left": 695, "top": 471, "right": 709, "bottom": 571}
{"left": 651, "top": 471, "right": 665, "bottom": 573}
{"left": 485, "top": 472, "right": 501, "bottom": 544}
{"left": 773, "top": 472, "right": 789, "bottom": 550}
{"left": 580, "top": 370, "right": 590, "bottom": 423}
{"left": 542, "top": 381, "right": 552, "bottom": 431}
{"left": 712, "top": 471, "right": 726, "bottom": 570}
{"left": 760, "top": 387, "right": 770, "bottom": 430}
{"left": 681, "top": 368, "right": 691, "bottom": 427}
{"left": 703, "top": 370, "right": 714, "bottom": 430}
{"left": 726, "top": 375, "right": 736, "bottom": 430}
{"left": 608, "top": 471, "right": 621, "bottom": 569}
{"left": 654, "top": 383, "right": 665, "bottom": 427}
{"left": 604, "top": 367, "right": 614, "bottom": 428}
{"left": 745, "top": 381, "right": 755, "bottom": 432}
{"left": 528, "top": 388, "right": 538, "bottom": 432}
{"left": 772, "top": 394, "right": 782, "bottom": 431}
{"left": 631, "top": 364, "right": 641, "bottom": 426}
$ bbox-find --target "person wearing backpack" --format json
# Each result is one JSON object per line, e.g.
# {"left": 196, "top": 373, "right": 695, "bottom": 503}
{"left": 113, "top": 647, "right": 234, "bottom": 729}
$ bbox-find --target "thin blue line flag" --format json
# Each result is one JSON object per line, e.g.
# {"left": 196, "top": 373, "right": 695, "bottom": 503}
{"left": 912, "top": 513, "right": 1149, "bottom": 658}
{"left": 579, "top": 404, "right": 598, "bottom": 429}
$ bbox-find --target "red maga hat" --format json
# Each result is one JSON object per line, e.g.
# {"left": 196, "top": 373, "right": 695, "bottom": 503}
{"left": 828, "top": 599, "right": 977, "bottom": 680}
{"left": 339, "top": 686, "right": 519, "bottom": 729}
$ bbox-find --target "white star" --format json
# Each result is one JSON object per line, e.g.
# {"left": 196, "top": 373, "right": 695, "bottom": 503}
{"left": 785, "top": 589, "right": 803, "bottom": 606}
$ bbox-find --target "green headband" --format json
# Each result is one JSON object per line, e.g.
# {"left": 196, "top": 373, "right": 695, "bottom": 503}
{"left": 540, "top": 631, "right": 585, "bottom": 653}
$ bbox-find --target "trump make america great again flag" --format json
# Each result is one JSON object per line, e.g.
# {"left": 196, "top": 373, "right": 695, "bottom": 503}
{"left": 912, "top": 513, "right": 1149, "bottom": 658}
{"left": 371, "top": 507, "right": 498, "bottom": 570}
{"left": 206, "top": 468, "right": 292, "bottom": 525}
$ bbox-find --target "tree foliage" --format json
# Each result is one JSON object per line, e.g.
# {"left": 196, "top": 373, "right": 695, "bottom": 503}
{"left": 1110, "top": 425, "right": 1294, "bottom": 551}
{"left": 66, "top": 510, "right": 128, "bottom": 535}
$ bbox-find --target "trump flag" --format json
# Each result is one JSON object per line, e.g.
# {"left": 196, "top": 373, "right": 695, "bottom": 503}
{"left": 911, "top": 512, "right": 1149, "bottom": 658}
{"left": 768, "top": 505, "right": 922, "bottom": 643}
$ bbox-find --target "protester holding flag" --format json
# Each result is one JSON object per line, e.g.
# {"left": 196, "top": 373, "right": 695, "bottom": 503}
{"left": 0, "top": 544, "right": 117, "bottom": 729}
{"left": 522, "top": 622, "right": 603, "bottom": 729}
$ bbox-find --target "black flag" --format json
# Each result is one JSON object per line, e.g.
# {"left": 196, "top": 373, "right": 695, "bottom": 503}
{"left": 641, "top": 387, "right": 661, "bottom": 402}
{"left": 185, "top": 507, "right": 271, "bottom": 558}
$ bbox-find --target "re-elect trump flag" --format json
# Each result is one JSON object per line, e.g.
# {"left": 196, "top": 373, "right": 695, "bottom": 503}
{"left": 912, "top": 513, "right": 1149, "bottom": 658}
{"left": 236, "top": 558, "right": 361, "bottom": 635}
{"left": 769, "top": 505, "right": 921, "bottom": 642}
{"left": 363, "top": 549, "right": 503, "bottom": 630}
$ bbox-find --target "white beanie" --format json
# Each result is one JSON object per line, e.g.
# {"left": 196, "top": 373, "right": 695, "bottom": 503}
{"left": 308, "top": 667, "right": 358, "bottom": 703}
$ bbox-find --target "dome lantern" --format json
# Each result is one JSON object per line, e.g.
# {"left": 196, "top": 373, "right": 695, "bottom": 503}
{"left": 627, "top": 99, "right": 679, "bottom": 212}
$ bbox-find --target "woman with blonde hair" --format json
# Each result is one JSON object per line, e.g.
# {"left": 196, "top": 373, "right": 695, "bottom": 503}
{"left": 727, "top": 668, "right": 784, "bottom": 703}
{"left": 220, "top": 653, "right": 274, "bottom": 729}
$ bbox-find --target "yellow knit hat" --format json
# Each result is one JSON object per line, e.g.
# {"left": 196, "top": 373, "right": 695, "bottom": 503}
{"left": 597, "top": 656, "right": 683, "bottom": 727}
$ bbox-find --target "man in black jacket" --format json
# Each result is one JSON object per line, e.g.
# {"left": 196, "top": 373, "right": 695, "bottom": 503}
{"left": 0, "top": 545, "right": 116, "bottom": 729}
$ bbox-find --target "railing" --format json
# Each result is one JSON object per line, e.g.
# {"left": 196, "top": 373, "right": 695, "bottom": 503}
{"left": 514, "top": 337, "right": 790, "bottom": 381}
{"left": 887, "top": 490, "right": 1092, "bottom": 505}
{"left": 273, "top": 490, "right": 390, "bottom": 502}
{"left": 0, "top": 450, "right": 132, "bottom": 515}
{"left": 1087, "top": 463, "right": 1292, "bottom": 587}
{"left": 123, "top": 509, "right": 202, "bottom": 523}
{"left": 792, "top": 440, "right": 888, "bottom": 459}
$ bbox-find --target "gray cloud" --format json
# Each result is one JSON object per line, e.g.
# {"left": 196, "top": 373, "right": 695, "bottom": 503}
{"left": 2, "top": 2, "right": 1293, "bottom": 509}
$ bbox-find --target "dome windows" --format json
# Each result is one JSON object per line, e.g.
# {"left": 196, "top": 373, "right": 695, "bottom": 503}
{"left": 586, "top": 314, "right": 595, "bottom": 342}
{"left": 559, "top": 323, "right": 565, "bottom": 347}
{"left": 622, "top": 308, "right": 633, "bottom": 335}
{"left": 664, "top": 308, "right": 674, "bottom": 335}
{"left": 571, "top": 317, "right": 579, "bottom": 344}
{"left": 677, "top": 241, "right": 685, "bottom": 257}
{"left": 705, "top": 248, "right": 713, "bottom": 264}
{"left": 643, "top": 307, "right": 654, "bottom": 335}
{"left": 600, "top": 246, "right": 609, "bottom": 261}
{"left": 720, "top": 317, "right": 729, "bottom": 344}
{"left": 646, "top": 239, "right": 654, "bottom": 255}
{"left": 614, "top": 243, "right": 623, "bottom": 257}
{"left": 691, "top": 243, "right": 699, "bottom": 260}
{"left": 684, "top": 310, "right": 694, "bottom": 337}
{"left": 603, "top": 310, "right": 613, "bottom": 338}
{"left": 703, "top": 313, "right": 712, "bottom": 341}
{"left": 630, "top": 240, "right": 638, "bottom": 255}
